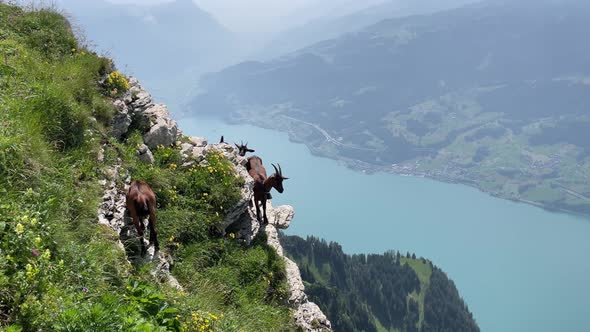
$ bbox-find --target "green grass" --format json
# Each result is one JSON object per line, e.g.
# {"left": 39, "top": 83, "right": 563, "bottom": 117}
{"left": 401, "top": 258, "right": 432, "bottom": 331}
{"left": 0, "top": 3, "right": 297, "bottom": 331}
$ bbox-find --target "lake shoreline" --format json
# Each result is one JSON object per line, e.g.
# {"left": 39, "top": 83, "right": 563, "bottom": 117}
{"left": 190, "top": 113, "right": 590, "bottom": 221}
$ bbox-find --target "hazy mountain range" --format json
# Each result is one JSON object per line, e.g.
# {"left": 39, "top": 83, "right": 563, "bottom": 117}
{"left": 58, "top": 0, "right": 237, "bottom": 104}
{"left": 258, "top": 0, "right": 478, "bottom": 59}
{"left": 190, "top": 0, "right": 590, "bottom": 215}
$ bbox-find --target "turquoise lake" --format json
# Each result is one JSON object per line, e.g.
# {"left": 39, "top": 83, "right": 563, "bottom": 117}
{"left": 181, "top": 115, "right": 590, "bottom": 332}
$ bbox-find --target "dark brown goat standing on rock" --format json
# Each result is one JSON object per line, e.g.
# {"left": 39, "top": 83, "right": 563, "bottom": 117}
{"left": 235, "top": 141, "right": 255, "bottom": 157}
{"left": 246, "top": 156, "right": 288, "bottom": 224}
{"left": 126, "top": 180, "right": 159, "bottom": 250}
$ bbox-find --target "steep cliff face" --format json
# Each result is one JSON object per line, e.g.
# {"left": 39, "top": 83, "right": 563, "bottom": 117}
{"left": 103, "top": 77, "right": 332, "bottom": 331}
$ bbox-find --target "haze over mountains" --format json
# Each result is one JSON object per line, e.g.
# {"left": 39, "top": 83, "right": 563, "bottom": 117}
{"left": 191, "top": 0, "right": 590, "bottom": 215}
{"left": 58, "top": 0, "right": 236, "bottom": 104}
{"left": 259, "top": 0, "right": 477, "bottom": 59}
{"left": 56, "top": 0, "right": 478, "bottom": 105}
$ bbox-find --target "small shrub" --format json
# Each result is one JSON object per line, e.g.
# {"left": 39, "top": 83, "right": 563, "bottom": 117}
{"left": 183, "top": 311, "right": 223, "bottom": 332}
{"left": 104, "top": 71, "right": 129, "bottom": 96}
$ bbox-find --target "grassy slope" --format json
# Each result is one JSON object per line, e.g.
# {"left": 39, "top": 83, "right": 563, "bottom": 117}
{"left": 400, "top": 258, "right": 432, "bottom": 330}
{"left": 0, "top": 4, "right": 296, "bottom": 331}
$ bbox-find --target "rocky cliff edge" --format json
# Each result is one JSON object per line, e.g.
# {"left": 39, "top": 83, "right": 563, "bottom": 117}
{"left": 98, "top": 77, "right": 331, "bottom": 332}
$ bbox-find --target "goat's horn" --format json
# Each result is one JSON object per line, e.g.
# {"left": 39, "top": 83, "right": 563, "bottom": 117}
{"left": 278, "top": 164, "right": 283, "bottom": 175}
{"left": 272, "top": 163, "right": 279, "bottom": 174}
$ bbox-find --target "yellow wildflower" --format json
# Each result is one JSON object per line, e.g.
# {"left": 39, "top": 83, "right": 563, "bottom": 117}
{"left": 15, "top": 223, "right": 24, "bottom": 235}
{"left": 25, "top": 264, "right": 36, "bottom": 280}
{"left": 42, "top": 249, "right": 51, "bottom": 260}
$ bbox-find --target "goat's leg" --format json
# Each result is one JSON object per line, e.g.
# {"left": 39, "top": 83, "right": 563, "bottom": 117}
{"left": 126, "top": 201, "right": 144, "bottom": 237}
{"left": 126, "top": 202, "right": 146, "bottom": 256}
{"left": 262, "top": 196, "right": 268, "bottom": 224}
{"left": 254, "top": 197, "right": 262, "bottom": 222}
{"left": 148, "top": 204, "right": 159, "bottom": 250}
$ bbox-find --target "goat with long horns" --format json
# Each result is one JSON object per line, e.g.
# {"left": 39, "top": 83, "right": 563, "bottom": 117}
{"left": 246, "top": 156, "right": 288, "bottom": 224}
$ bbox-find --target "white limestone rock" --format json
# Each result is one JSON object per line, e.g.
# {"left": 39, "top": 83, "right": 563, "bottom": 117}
{"left": 137, "top": 144, "right": 155, "bottom": 164}
{"left": 131, "top": 90, "right": 153, "bottom": 110}
{"left": 189, "top": 136, "right": 208, "bottom": 147}
{"left": 143, "top": 117, "right": 179, "bottom": 149}
{"left": 267, "top": 205, "right": 294, "bottom": 229}
{"left": 112, "top": 110, "right": 131, "bottom": 139}
{"left": 293, "top": 302, "right": 332, "bottom": 332}
{"left": 131, "top": 104, "right": 168, "bottom": 131}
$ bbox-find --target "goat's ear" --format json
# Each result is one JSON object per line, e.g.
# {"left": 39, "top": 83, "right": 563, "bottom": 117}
{"left": 235, "top": 143, "right": 240, "bottom": 148}
{"left": 282, "top": 177, "right": 289, "bottom": 180}
{"left": 248, "top": 148, "right": 255, "bottom": 152}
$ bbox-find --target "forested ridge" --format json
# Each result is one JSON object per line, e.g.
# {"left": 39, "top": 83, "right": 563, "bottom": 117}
{"left": 281, "top": 235, "right": 479, "bottom": 332}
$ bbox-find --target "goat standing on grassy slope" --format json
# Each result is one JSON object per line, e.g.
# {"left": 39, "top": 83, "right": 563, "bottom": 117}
{"left": 126, "top": 180, "right": 159, "bottom": 251}
{"left": 246, "top": 157, "right": 288, "bottom": 224}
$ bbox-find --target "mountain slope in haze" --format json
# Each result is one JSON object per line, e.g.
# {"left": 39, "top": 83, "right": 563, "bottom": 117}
{"left": 190, "top": 0, "right": 590, "bottom": 216}
{"left": 281, "top": 235, "right": 479, "bottom": 332}
{"left": 58, "top": 0, "right": 237, "bottom": 103}
{"left": 258, "top": 0, "right": 477, "bottom": 59}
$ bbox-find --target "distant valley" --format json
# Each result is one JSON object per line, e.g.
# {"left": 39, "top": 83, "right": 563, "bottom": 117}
{"left": 190, "top": 0, "right": 590, "bottom": 216}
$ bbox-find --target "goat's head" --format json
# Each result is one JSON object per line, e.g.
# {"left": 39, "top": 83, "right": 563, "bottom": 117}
{"left": 270, "top": 163, "right": 289, "bottom": 193}
{"left": 235, "top": 141, "right": 255, "bottom": 157}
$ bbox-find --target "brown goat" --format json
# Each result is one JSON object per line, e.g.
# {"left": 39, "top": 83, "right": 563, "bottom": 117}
{"left": 235, "top": 141, "right": 255, "bottom": 157}
{"left": 246, "top": 156, "right": 288, "bottom": 224}
{"left": 126, "top": 180, "right": 159, "bottom": 250}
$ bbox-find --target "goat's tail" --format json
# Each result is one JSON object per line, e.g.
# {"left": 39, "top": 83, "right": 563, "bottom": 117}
{"left": 135, "top": 195, "right": 150, "bottom": 216}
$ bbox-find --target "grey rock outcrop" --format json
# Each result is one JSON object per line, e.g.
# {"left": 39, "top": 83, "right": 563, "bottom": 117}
{"left": 131, "top": 90, "right": 153, "bottom": 110}
{"left": 263, "top": 205, "right": 331, "bottom": 331}
{"left": 143, "top": 117, "right": 179, "bottom": 149}
{"left": 112, "top": 100, "right": 131, "bottom": 139}
{"left": 137, "top": 144, "right": 155, "bottom": 164}
{"left": 110, "top": 77, "right": 179, "bottom": 149}
{"left": 189, "top": 136, "right": 207, "bottom": 147}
